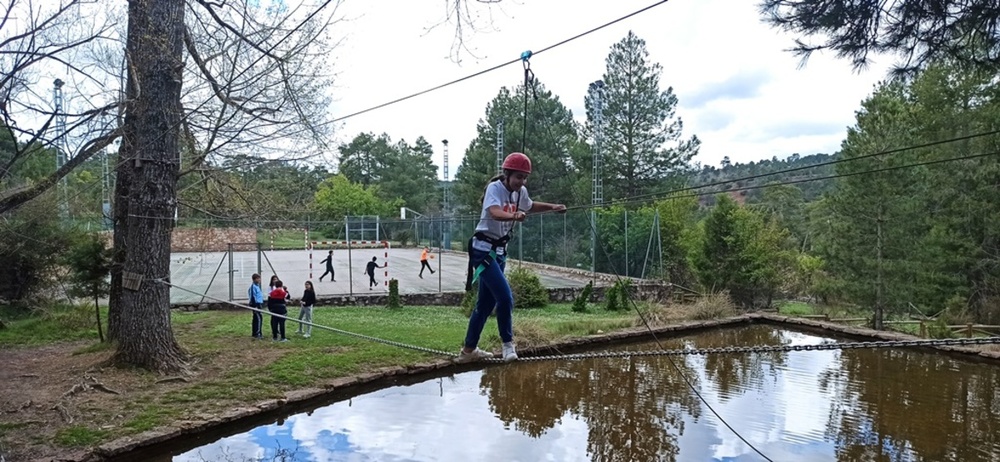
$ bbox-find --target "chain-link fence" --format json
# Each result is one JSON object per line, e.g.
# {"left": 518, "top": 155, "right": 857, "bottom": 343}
{"left": 162, "top": 208, "right": 668, "bottom": 304}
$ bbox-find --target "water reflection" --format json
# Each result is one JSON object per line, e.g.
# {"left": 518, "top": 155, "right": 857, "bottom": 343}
{"left": 174, "top": 326, "right": 1000, "bottom": 462}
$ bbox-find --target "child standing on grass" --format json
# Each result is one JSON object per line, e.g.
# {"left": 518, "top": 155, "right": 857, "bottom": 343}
{"left": 456, "top": 152, "right": 566, "bottom": 363}
{"left": 297, "top": 280, "right": 316, "bottom": 338}
{"left": 268, "top": 280, "right": 290, "bottom": 342}
{"left": 248, "top": 273, "right": 264, "bottom": 340}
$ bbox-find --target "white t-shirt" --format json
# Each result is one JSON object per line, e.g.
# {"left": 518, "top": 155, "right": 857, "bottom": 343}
{"left": 474, "top": 180, "right": 533, "bottom": 243}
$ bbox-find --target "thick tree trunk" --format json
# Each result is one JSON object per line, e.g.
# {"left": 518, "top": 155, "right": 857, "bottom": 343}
{"left": 108, "top": 0, "right": 187, "bottom": 372}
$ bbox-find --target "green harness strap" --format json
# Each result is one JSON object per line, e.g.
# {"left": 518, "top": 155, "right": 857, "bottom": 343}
{"left": 470, "top": 249, "right": 498, "bottom": 285}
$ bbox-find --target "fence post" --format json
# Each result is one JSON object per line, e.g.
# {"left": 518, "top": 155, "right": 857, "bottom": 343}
{"left": 919, "top": 320, "right": 926, "bottom": 338}
{"left": 967, "top": 323, "right": 974, "bottom": 338}
{"left": 226, "top": 242, "right": 233, "bottom": 301}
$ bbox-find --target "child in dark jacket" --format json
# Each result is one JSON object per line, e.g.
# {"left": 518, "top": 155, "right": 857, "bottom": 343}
{"left": 297, "top": 281, "right": 316, "bottom": 338}
{"left": 268, "top": 281, "right": 290, "bottom": 342}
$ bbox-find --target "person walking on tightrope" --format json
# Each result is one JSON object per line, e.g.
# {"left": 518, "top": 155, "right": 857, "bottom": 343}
{"left": 419, "top": 247, "right": 435, "bottom": 278}
{"left": 319, "top": 250, "right": 335, "bottom": 282}
{"left": 457, "top": 152, "right": 566, "bottom": 363}
{"left": 248, "top": 273, "right": 264, "bottom": 340}
{"left": 365, "top": 256, "right": 385, "bottom": 291}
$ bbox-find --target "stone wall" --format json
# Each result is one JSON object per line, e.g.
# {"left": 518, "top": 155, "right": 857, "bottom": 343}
{"left": 172, "top": 281, "right": 672, "bottom": 311}
{"left": 171, "top": 228, "right": 257, "bottom": 252}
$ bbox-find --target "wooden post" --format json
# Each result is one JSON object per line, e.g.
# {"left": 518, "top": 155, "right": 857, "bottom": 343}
{"left": 967, "top": 323, "right": 974, "bottom": 338}
{"left": 919, "top": 320, "right": 926, "bottom": 338}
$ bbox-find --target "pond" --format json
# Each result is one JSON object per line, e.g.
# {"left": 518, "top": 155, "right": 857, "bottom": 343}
{"left": 165, "top": 325, "right": 1000, "bottom": 461}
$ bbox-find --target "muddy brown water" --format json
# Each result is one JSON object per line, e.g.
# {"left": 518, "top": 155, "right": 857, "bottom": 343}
{"left": 129, "top": 324, "right": 1000, "bottom": 461}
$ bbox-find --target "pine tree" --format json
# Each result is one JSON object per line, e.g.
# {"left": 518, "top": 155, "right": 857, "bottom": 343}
{"left": 824, "top": 81, "right": 925, "bottom": 329}
{"left": 454, "top": 83, "right": 585, "bottom": 214}
{"left": 587, "top": 31, "right": 699, "bottom": 201}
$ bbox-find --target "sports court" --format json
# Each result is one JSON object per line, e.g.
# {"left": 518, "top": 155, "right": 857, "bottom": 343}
{"left": 168, "top": 247, "right": 588, "bottom": 305}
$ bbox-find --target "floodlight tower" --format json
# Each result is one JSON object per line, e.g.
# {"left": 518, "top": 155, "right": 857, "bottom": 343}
{"left": 53, "top": 79, "right": 69, "bottom": 220}
{"left": 441, "top": 139, "right": 451, "bottom": 249}
{"left": 495, "top": 120, "right": 504, "bottom": 173}
{"left": 588, "top": 80, "right": 606, "bottom": 274}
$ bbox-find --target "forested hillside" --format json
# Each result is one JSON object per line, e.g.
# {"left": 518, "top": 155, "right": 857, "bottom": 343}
{"left": 689, "top": 152, "right": 838, "bottom": 204}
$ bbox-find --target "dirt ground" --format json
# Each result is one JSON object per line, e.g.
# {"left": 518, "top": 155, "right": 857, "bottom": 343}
{"left": 0, "top": 320, "right": 287, "bottom": 462}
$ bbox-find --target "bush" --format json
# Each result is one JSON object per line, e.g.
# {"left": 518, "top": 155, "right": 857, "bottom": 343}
{"left": 0, "top": 197, "right": 79, "bottom": 309}
{"left": 927, "top": 318, "right": 956, "bottom": 339}
{"left": 462, "top": 282, "right": 477, "bottom": 318}
{"left": 507, "top": 266, "right": 548, "bottom": 309}
{"left": 396, "top": 230, "right": 412, "bottom": 247}
{"left": 604, "top": 279, "right": 633, "bottom": 312}
{"left": 572, "top": 281, "right": 594, "bottom": 313}
{"left": 689, "top": 291, "right": 737, "bottom": 320}
{"left": 386, "top": 279, "right": 401, "bottom": 309}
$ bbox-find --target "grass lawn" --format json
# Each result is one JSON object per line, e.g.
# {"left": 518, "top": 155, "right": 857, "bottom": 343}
{"left": 0, "top": 301, "right": 659, "bottom": 459}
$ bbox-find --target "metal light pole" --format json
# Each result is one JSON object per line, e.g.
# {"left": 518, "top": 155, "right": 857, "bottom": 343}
{"left": 588, "top": 80, "right": 605, "bottom": 276}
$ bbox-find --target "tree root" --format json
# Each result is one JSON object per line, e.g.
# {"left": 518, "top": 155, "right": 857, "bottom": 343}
{"left": 52, "top": 403, "right": 73, "bottom": 423}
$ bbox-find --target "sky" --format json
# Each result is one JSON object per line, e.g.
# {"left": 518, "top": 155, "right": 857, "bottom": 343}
{"left": 327, "top": 0, "right": 892, "bottom": 180}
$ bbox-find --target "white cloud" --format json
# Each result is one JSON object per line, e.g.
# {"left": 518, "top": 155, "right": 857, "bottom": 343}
{"left": 329, "top": 0, "right": 890, "bottom": 177}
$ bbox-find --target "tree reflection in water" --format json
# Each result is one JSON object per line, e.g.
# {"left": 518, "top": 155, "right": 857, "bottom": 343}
{"left": 479, "top": 325, "right": 1000, "bottom": 461}
{"left": 480, "top": 325, "right": 787, "bottom": 461}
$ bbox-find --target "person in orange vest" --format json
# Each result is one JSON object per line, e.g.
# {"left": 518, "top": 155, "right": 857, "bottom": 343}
{"left": 419, "top": 247, "right": 435, "bottom": 278}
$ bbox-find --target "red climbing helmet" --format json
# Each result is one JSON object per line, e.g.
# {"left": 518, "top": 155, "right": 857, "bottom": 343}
{"left": 502, "top": 152, "right": 532, "bottom": 174}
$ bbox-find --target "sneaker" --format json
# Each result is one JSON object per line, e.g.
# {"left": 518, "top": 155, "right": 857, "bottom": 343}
{"left": 279, "top": 338, "right": 289, "bottom": 343}
{"left": 455, "top": 348, "right": 494, "bottom": 363}
{"left": 303, "top": 334, "right": 310, "bottom": 339}
{"left": 502, "top": 342, "right": 518, "bottom": 362}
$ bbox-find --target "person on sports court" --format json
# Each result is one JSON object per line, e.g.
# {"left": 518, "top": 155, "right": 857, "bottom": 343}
{"left": 456, "top": 152, "right": 566, "bottom": 363}
{"left": 365, "top": 256, "right": 385, "bottom": 290}
{"left": 318, "top": 250, "right": 335, "bottom": 282}
{"left": 419, "top": 247, "right": 435, "bottom": 278}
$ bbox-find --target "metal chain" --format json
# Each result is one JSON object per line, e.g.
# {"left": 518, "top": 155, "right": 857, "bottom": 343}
{"left": 155, "top": 280, "right": 1000, "bottom": 364}
{"left": 156, "top": 279, "right": 458, "bottom": 358}
{"left": 491, "top": 337, "right": 1000, "bottom": 363}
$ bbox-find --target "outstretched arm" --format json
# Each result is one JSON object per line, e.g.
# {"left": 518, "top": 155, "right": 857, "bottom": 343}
{"left": 487, "top": 205, "right": 527, "bottom": 222}
{"left": 528, "top": 201, "right": 567, "bottom": 214}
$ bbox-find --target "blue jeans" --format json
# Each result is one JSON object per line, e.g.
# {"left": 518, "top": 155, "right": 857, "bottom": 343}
{"left": 463, "top": 247, "right": 513, "bottom": 349}
{"left": 251, "top": 303, "right": 263, "bottom": 338}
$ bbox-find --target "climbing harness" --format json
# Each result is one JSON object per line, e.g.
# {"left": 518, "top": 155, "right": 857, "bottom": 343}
{"left": 469, "top": 231, "right": 511, "bottom": 285}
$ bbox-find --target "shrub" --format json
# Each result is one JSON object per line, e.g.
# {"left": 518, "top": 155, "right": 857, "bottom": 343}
{"left": 927, "top": 318, "right": 956, "bottom": 339}
{"left": 64, "top": 233, "right": 112, "bottom": 342}
{"left": 572, "top": 281, "right": 594, "bottom": 313}
{"left": 689, "top": 291, "right": 737, "bottom": 320}
{"left": 604, "top": 279, "right": 633, "bottom": 312}
{"left": 386, "top": 279, "right": 401, "bottom": 309}
{"left": 507, "top": 266, "right": 548, "bottom": 308}
{"left": 396, "top": 230, "right": 412, "bottom": 247}
{"left": 604, "top": 284, "right": 620, "bottom": 312}
{"left": 462, "top": 281, "right": 478, "bottom": 318}
{"left": 0, "top": 197, "right": 79, "bottom": 309}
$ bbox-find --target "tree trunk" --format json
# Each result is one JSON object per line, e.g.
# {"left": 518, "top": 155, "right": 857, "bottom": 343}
{"left": 93, "top": 296, "right": 104, "bottom": 343}
{"left": 108, "top": 0, "right": 187, "bottom": 372}
{"left": 875, "top": 211, "right": 884, "bottom": 330}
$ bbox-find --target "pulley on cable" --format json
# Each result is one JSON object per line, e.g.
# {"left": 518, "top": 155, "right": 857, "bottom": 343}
{"left": 520, "top": 50, "right": 538, "bottom": 153}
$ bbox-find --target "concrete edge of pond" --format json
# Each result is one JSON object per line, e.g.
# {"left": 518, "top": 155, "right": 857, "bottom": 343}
{"left": 68, "top": 313, "right": 998, "bottom": 462}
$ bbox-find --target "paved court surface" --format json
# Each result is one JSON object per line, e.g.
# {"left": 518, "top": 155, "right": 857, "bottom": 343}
{"left": 169, "top": 248, "right": 587, "bottom": 305}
